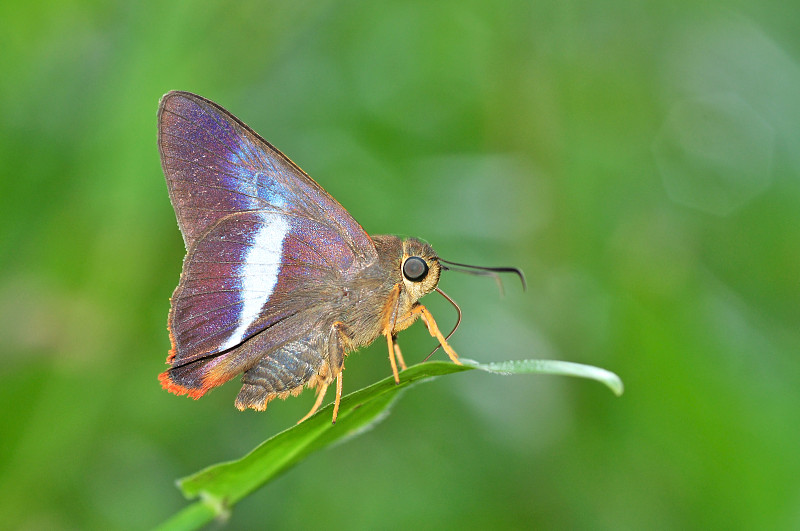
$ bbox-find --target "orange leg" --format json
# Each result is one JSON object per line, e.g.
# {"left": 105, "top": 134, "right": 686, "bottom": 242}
{"left": 318, "top": 321, "right": 350, "bottom": 424}
{"left": 297, "top": 381, "right": 329, "bottom": 424}
{"left": 386, "top": 334, "right": 401, "bottom": 384}
{"left": 332, "top": 371, "right": 343, "bottom": 424}
{"left": 393, "top": 340, "right": 407, "bottom": 370}
{"left": 382, "top": 303, "right": 461, "bottom": 383}
{"left": 414, "top": 305, "right": 462, "bottom": 365}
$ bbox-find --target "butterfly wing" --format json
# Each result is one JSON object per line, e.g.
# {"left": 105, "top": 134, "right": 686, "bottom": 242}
{"left": 158, "top": 91, "right": 377, "bottom": 399}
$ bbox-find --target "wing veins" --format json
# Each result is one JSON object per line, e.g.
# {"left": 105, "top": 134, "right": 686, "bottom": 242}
{"left": 162, "top": 155, "right": 263, "bottom": 193}
{"left": 161, "top": 106, "right": 252, "bottom": 167}
{"left": 165, "top": 177, "right": 270, "bottom": 205}
{"left": 160, "top": 130, "right": 258, "bottom": 178}
{"left": 181, "top": 308, "right": 297, "bottom": 353}
{"left": 193, "top": 100, "right": 265, "bottom": 168}
{"left": 284, "top": 231, "right": 335, "bottom": 269}
{"left": 180, "top": 289, "right": 274, "bottom": 297}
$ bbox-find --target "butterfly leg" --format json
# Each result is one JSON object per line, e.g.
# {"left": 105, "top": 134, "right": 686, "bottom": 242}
{"left": 392, "top": 337, "right": 407, "bottom": 370}
{"left": 332, "top": 370, "right": 343, "bottom": 424}
{"left": 383, "top": 302, "right": 459, "bottom": 384}
{"left": 329, "top": 321, "right": 352, "bottom": 424}
{"left": 297, "top": 382, "right": 329, "bottom": 424}
{"left": 386, "top": 334, "right": 401, "bottom": 384}
{"left": 299, "top": 371, "right": 341, "bottom": 426}
{"left": 295, "top": 321, "right": 352, "bottom": 424}
{"left": 412, "top": 304, "right": 462, "bottom": 365}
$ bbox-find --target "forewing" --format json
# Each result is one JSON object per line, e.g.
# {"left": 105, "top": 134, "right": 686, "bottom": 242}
{"left": 158, "top": 90, "right": 376, "bottom": 259}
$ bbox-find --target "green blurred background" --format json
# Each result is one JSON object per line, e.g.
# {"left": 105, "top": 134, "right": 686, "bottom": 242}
{"left": 2, "top": 1, "right": 799, "bottom": 529}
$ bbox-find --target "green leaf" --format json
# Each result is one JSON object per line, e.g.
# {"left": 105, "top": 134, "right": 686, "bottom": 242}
{"left": 461, "top": 358, "right": 624, "bottom": 396}
{"left": 158, "top": 359, "right": 622, "bottom": 530}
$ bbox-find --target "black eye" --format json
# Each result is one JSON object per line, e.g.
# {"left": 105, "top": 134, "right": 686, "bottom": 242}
{"left": 402, "top": 256, "right": 429, "bottom": 282}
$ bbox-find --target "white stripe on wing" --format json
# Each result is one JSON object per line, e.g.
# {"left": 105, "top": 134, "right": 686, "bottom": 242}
{"left": 220, "top": 210, "right": 289, "bottom": 350}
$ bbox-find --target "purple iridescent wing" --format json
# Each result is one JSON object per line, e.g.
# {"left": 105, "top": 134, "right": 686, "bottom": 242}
{"left": 157, "top": 91, "right": 377, "bottom": 398}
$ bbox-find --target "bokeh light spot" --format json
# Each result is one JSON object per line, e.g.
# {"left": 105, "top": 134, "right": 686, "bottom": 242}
{"left": 652, "top": 94, "right": 775, "bottom": 216}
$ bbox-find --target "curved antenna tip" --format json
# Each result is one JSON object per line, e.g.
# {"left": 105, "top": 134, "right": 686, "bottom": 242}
{"left": 440, "top": 259, "right": 526, "bottom": 293}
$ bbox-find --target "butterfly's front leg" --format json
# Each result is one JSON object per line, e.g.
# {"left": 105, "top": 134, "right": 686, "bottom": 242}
{"left": 412, "top": 304, "right": 461, "bottom": 366}
{"left": 384, "top": 303, "right": 462, "bottom": 385}
{"left": 384, "top": 307, "right": 421, "bottom": 383}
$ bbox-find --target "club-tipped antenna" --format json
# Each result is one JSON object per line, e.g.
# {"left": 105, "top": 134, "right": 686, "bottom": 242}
{"left": 423, "top": 287, "right": 462, "bottom": 362}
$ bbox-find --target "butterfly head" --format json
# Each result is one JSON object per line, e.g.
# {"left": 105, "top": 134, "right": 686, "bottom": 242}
{"left": 400, "top": 238, "right": 441, "bottom": 302}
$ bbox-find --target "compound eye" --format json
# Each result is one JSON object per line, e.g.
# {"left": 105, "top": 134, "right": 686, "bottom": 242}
{"left": 402, "top": 256, "right": 429, "bottom": 282}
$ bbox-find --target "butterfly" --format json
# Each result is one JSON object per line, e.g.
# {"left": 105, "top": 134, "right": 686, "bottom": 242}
{"left": 157, "top": 91, "right": 524, "bottom": 423}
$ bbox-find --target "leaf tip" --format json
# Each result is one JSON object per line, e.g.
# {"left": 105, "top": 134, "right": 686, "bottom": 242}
{"left": 605, "top": 372, "right": 624, "bottom": 397}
